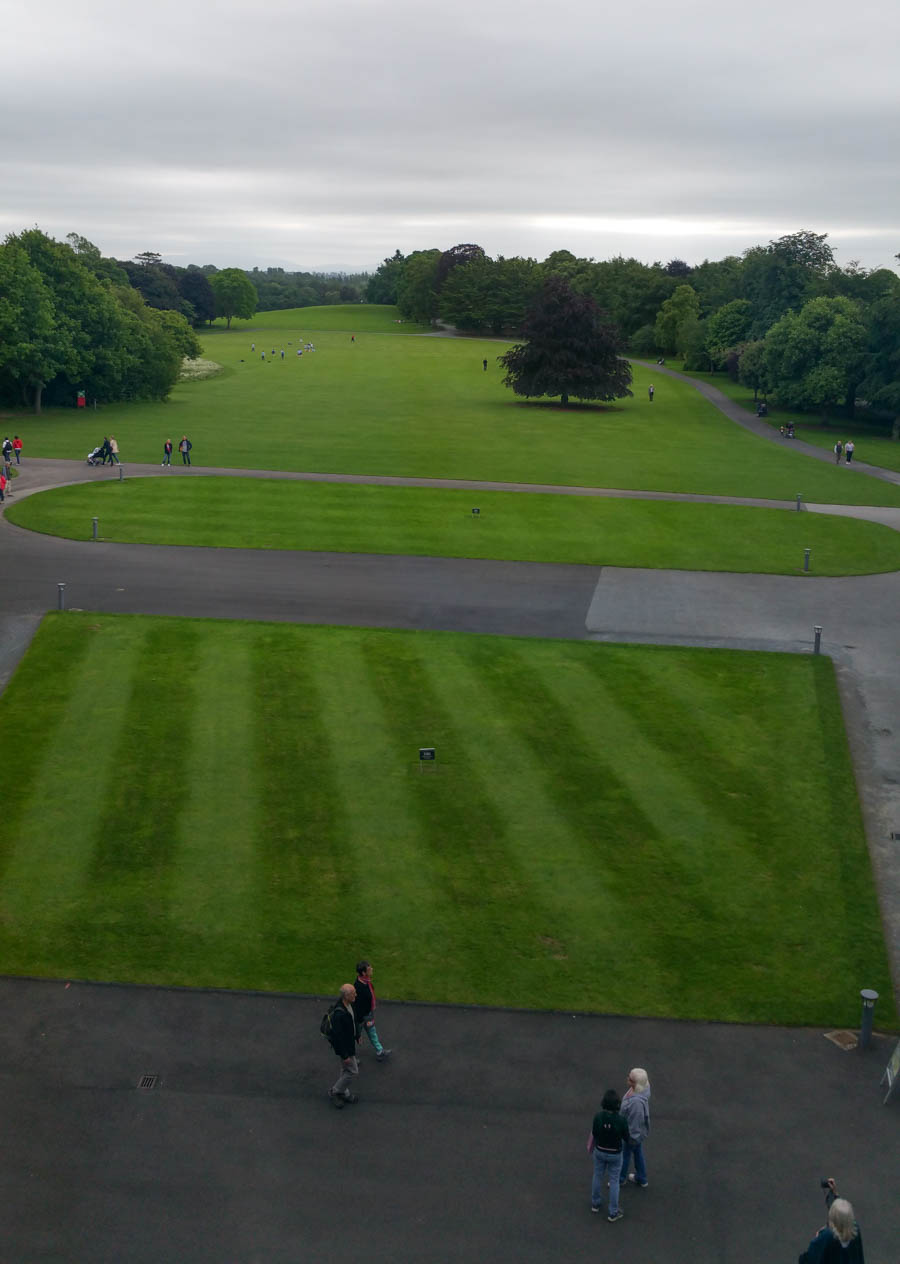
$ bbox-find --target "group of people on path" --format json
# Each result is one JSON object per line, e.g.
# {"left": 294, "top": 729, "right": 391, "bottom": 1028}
{"left": 93, "top": 436, "right": 120, "bottom": 465}
{"left": 834, "top": 440, "right": 856, "bottom": 464}
{"left": 588, "top": 1069, "right": 651, "bottom": 1223}
{"left": 325, "top": 960, "right": 392, "bottom": 1108}
{"left": 0, "top": 435, "right": 21, "bottom": 501}
{"left": 161, "top": 437, "right": 192, "bottom": 466}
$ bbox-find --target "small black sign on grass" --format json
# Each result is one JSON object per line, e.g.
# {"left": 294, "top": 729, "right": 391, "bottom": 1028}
{"left": 418, "top": 747, "right": 436, "bottom": 774}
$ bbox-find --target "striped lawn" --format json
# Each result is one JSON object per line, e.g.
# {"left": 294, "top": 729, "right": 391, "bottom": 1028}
{"left": 0, "top": 613, "right": 893, "bottom": 1026}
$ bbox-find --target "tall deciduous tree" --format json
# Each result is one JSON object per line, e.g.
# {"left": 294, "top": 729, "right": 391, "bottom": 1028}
{"left": 210, "top": 267, "right": 257, "bottom": 327}
{"left": 498, "top": 276, "right": 632, "bottom": 407}
{"left": 396, "top": 249, "right": 441, "bottom": 323}
{"left": 0, "top": 243, "right": 68, "bottom": 412}
{"left": 763, "top": 296, "right": 867, "bottom": 422}
{"left": 654, "top": 284, "right": 700, "bottom": 354}
{"left": 704, "top": 299, "right": 753, "bottom": 367}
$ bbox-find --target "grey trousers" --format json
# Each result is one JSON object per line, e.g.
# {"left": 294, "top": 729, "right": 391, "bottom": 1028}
{"left": 331, "top": 1055, "right": 359, "bottom": 1097}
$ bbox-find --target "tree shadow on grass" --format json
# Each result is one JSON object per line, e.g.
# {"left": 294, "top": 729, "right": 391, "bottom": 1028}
{"left": 508, "top": 399, "right": 627, "bottom": 415}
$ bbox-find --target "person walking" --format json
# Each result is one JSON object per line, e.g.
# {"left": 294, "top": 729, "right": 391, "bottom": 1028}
{"left": 108, "top": 435, "right": 120, "bottom": 465}
{"left": 13, "top": 436, "right": 22, "bottom": 464}
{"left": 833, "top": 440, "right": 843, "bottom": 463}
{"left": 1, "top": 437, "right": 12, "bottom": 465}
{"left": 845, "top": 440, "right": 855, "bottom": 464}
{"left": 648, "top": 385, "right": 655, "bottom": 402}
{"left": 162, "top": 439, "right": 173, "bottom": 466}
{"left": 352, "top": 960, "right": 392, "bottom": 1061}
{"left": 589, "top": 1089, "right": 629, "bottom": 1221}
{"left": 0, "top": 469, "right": 7, "bottom": 503}
{"left": 798, "top": 1178, "right": 864, "bottom": 1262}
{"left": 482, "top": 358, "right": 488, "bottom": 371}
{"left": 327, "top": 983, "right": 360, "bottom": 1108}
{"left": 620, "top": 1067, "right": 651, "bottom": 1188}
{"left": 179, "top": 436, "right": 192, "bottom": 466}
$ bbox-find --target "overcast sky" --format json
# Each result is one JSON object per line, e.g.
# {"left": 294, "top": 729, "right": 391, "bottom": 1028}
{"left": 2, "top": 0, "right": 898, "bottom": 275}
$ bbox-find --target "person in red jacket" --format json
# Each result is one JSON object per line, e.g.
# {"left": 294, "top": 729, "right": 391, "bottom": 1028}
{"left": 13, "top": 436, "right": 22, "bottom": 464}
{"left": 352, "top": 960, "right": 392, "bottom": 1061}
{"left": 0, "top": 470, "right": 7, "bottom": 502}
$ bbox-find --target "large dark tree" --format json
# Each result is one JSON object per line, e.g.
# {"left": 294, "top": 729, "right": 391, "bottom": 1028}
{"left": 499, "top": 276, "right": 633, "bottom": 407}
{"left": 435, "top": 242, "right": 485, "bottom": 292}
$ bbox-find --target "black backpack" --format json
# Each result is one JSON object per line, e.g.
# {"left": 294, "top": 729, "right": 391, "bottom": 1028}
{"left": 320, "top": 1003, "right": 339, "bottom": 1046}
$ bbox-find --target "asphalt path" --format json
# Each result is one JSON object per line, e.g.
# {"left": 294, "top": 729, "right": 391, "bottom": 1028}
{"left": 2, "top": 409, "right": 900, "bottom": 1260}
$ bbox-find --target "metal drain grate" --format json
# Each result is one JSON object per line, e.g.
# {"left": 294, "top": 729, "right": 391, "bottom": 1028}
{"left": 138, "top": 1074, "right": 159, "bottom": 1089}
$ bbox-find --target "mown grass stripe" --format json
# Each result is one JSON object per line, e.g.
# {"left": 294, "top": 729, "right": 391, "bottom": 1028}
{"left": 0, "top": 619, "right": 142, "bottom": 945}
{"left": 358, "top": 632, "right": 552, "bottom": 1007}
{"left": 249, "top": 624, "right": 351, "bottom": 990}
{"left": 309, "top": 629, "right": 442, "bottom": 978}
{"left": 168, "top": 625, "right": 261, "bottom": 966}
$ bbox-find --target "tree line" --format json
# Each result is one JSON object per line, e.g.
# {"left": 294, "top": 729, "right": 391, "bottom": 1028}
{"left": 370, "top": 234, "right": 900, "bottom": 426}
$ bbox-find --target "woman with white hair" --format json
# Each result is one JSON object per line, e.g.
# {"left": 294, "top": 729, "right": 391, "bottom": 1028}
{"left": 799, "top": 1178, "right": 864, "bottom": 1262}
{"left": 620, "top": 1067, "right": 651, "bottom": 1188}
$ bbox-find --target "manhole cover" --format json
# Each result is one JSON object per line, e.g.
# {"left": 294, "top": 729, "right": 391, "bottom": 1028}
{"left": 137, "top": 1074, "right": 159, "bottom": 1089}
{"left": 824, "top": 1030, "right": 857, "bottom": 1051}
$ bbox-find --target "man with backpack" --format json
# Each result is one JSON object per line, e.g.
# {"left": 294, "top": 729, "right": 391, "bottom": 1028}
{"left": 325, "top": 983, "right": 360, "bottom": 1108}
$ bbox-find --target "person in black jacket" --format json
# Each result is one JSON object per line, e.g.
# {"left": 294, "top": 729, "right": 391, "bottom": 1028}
{"left": 328, "top": 984, "right": 360, "bottom": 1108}
{"left": 799, "top": 1179, "right": 864, "bottom": 1262}
{"left": 589, "top": 1089, "right": 629, "bottom": 1221}
{"left": 352, "top": 960, "right": 391, "bottom": 1061}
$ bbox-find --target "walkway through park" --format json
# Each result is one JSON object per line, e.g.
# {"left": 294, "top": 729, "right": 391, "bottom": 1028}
{"left": 1, "top": 384, "right": 899, "bottom": 1261}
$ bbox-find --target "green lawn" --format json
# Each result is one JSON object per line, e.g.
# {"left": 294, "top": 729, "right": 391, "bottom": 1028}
{"left": 211, "top": 302, "right": 432, "bottom": 335}
{"left": 9, "top": 477, "right": 900, "bottom": 575}
{"left": 9, "top": 315, "right": 900, "bottom": 505}
{"left": 678, "top": 368, "right": 900, "bottom": 475}
{"left": 0, "top": 613, "right": 892, "bottom": 1026}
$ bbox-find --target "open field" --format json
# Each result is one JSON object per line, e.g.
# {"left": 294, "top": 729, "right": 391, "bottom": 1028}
{"left": 10, "top": 477, "right": 900, "bottom": 575}
{"left": 679, "top": 368, "right": 900, "bottom": 474}
{"left": 0, "top": 613, "right": 893, "bottom": 1027}
{"left": 213, "top": 302, "right": 432, "bottom": 334}
{"left": 7, "top": 315, "right": 900, "bottom": 505}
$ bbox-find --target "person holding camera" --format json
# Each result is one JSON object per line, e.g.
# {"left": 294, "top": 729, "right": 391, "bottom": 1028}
{"left": 798, "top": 1178, "right": 864, "bottom": 1262}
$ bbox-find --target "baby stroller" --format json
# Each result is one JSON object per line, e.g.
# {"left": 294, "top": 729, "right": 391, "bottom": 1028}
{"left": 86, "top": 443, "right": 106, "bottom": 466}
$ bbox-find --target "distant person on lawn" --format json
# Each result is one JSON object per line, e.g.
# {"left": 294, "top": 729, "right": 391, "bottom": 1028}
{"left": 328, "top": 983, "right": 360, "bottom": 1108}
{"left": 620, "top": 1067, "right": 651, "bottom": 1188}
{"left": 179, "top": 436, "right": 192, "bottom": 466}
{"left": 483, "top": 358, "right": 488, "bottom": 371}
{"left": 352, "top": 960, "right": 392, "bottom": 1062}
{"left": 162, "top": 439, "right": 173, "bottom": 466}
{"left": 108, "top": 435, "right": 120, "bottom": 465}
{"left": 648, "top": 385, "right": 654, "bottom": 401}
{"left": 834, "top": 440, "right": 843, "bottom": 463}
{"left": 845, "top": 440, "right": 855, "bottom": 464}
{"left": 589, "top": 1089, "right": 628, "bottom": 1221}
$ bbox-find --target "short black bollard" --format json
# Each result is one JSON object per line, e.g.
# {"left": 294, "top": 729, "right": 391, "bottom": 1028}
{"left": 803, "top": 548, "right": 811, "bottom": 572}
{"left": 860, "top": 989, "right": 879, "bottom": 1050}
{"left": 118, "top": 464, "right": 124, "bottom": 482}
{"left": 796, "top": 493, "right": 802, "bottom": 512}
{"left": 92, "top": 517, "right": 98, "bottom": 541}
{"left": 814, "top": 626, "right": 822, "bottom": 654}
{"left": 57, "top": 582, "right": 66, "bottom": 611}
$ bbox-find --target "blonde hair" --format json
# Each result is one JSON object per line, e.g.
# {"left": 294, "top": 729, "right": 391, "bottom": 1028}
{"left": 828, "top": 1199, "right": 857, "bottom": 1246}
{"left": 628, "top": 1067, "right": 650, "bottom": 1093}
